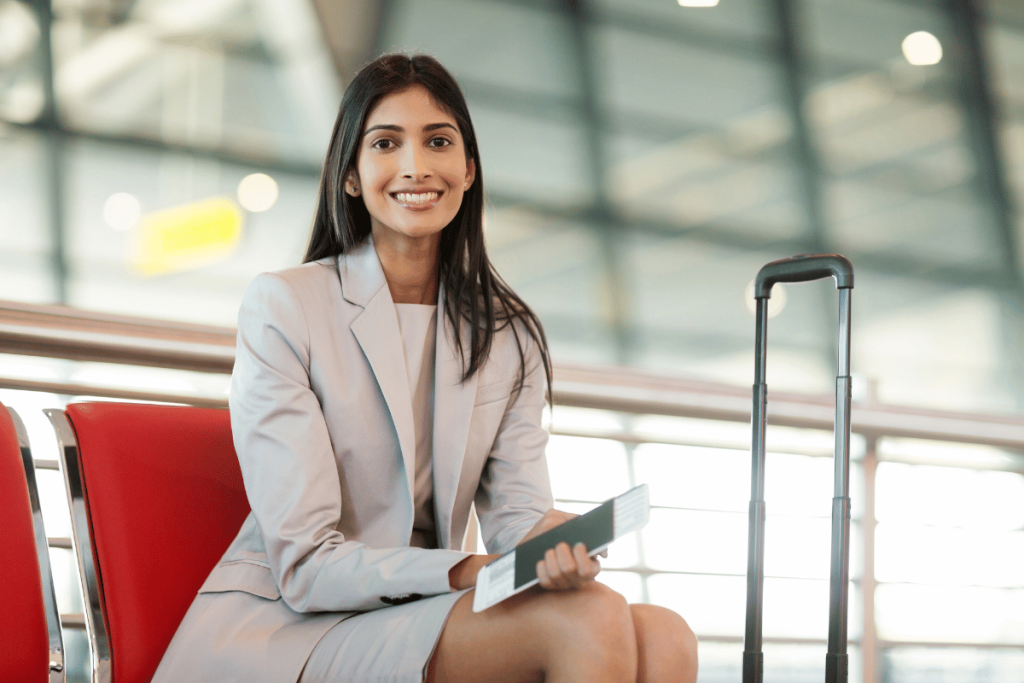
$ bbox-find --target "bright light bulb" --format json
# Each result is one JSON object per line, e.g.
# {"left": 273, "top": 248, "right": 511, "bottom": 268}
{"left": 237, "top": 173, "right": 279, "bottom": 212}
{"left": 902, "top": 31, "right": 942, "bottom": 66}
{"left": 103, "top": 192, "right": 141, "bottom": 231}
{"left": 744, "top": 280, "right": 787, "bottom": 319}
{"left": 678, "top": 0, "right": 719, "bottom": 5}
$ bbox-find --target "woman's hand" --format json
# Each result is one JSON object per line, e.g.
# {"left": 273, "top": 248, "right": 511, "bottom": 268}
{"left": 536, "top": 541, "right": 601, "bottom": 591}
{"left": 522, "top": 509, "right": 603, "bottom": 591}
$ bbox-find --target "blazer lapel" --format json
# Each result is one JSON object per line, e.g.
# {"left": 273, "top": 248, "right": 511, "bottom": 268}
{"left": 342, "top": 239, "right": 417, "bottom": 505}
{"left": 432, "top": 288, "right": 479, "bottom": 550}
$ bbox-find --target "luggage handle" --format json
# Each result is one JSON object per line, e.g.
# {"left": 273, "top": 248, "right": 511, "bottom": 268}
{"left": 754, "top": 254, "right": 854, "bottom": 299}
{"left": 745, "top": 253, "right": 854, "bottom": 683}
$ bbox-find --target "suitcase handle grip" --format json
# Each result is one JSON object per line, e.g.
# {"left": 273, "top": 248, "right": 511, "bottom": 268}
{"left": 754, "top": 254, "right": 853, "bottom": 298}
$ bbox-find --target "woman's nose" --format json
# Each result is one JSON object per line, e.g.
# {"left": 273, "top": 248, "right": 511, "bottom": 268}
{"left": 400, "top": 146, "right": 432, "bottom": 179}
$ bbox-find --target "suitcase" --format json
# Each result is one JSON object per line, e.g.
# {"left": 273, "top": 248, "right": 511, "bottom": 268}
{"left": 743, "top": 254, "right": 855, "bottom": 683}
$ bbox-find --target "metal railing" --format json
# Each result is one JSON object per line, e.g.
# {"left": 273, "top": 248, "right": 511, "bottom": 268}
{"left": 4, "top": 298, "right": 1024, "bottom": 682}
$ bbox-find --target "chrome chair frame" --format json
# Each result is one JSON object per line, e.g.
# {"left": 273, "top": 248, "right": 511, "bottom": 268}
{"left": 45, "top": 409, "right": 111, "bottom": 683}
{"left": 6, "top": 406, "right": 66, "bottom": 682}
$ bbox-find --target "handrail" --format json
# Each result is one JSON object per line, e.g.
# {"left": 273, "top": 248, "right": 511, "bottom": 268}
{"left": 0, "top": 300, "right": 235, "bottom": 373}
{"left": 4, "top": 299, "right": 1024, "bottom": 457}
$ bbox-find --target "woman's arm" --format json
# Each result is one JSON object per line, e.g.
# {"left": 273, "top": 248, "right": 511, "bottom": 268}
{"left": 472, "top": 321, "right": 554, "bottom": 554}
{"left": 231, "top": 272, "right": 470, "bottom": 613}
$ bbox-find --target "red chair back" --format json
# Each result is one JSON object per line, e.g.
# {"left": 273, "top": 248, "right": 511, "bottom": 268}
{"left": 59, "top": 402, "right": 250, "bottom": 683}
{"left": 0, "top": 404, "right": 61, "bottom": 682}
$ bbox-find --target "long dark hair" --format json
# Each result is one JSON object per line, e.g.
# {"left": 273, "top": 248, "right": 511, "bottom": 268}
{"left": 304, "top": 54, "right": 552, "bottom": 399}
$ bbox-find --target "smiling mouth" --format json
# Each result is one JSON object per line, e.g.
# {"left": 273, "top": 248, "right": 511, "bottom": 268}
{"left": 391, "top": 191, "right": 442, "bottom": 208}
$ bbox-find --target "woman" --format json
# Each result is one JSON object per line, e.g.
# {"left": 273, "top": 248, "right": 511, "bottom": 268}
{"left": 154, "top": 54, "right": 697, "bottom": 683}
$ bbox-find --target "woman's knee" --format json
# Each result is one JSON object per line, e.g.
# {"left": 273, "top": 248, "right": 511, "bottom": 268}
{"left": 534, "top": 582, "right": 638, "bottom": 673}
{"left": 630, "top": 604, "right": 698, "bottom": 683}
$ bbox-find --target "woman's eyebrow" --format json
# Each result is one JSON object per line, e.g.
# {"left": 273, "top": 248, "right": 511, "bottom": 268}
{"left": 362, "top": 122, "right": 457, "bottom": 137}
{"left": 363, "top": 124, "right": 402, "bottom": 136}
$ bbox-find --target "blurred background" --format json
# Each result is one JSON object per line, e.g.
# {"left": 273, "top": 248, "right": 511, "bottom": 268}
{"left": 3, "top": 0, "right": 1024, "bottom": 681}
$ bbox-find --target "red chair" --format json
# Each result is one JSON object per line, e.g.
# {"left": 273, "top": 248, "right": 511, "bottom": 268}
{"left": 1, "top": 403, "right": 65, "bottom": 682}
{"left": 46, "top": 403, "right": 250, "bottom": 683}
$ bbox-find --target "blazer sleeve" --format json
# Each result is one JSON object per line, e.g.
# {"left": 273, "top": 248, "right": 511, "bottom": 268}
{"left": 229, "top": 273, "right": 469, "bottom": 613}
{"left": 474, "top": 322, "right": 555, "bottom": 554}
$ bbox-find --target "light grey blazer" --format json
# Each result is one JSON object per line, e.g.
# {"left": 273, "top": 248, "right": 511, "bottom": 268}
{"left": 153, "top": 237, "right": 553, "bottom": 683}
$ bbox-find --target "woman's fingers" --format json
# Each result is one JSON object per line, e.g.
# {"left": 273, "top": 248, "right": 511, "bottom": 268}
{"left": 536, "top": 557, "right": 552, "bottom": 589}
{"left": 573, "top": 542, "right": 601, "bottom": 581}
{"left": 535, "top": 542, "right": 602, "bottom": 591}
{"left": 554, "top": 543, "right": 579, "bottom": 588}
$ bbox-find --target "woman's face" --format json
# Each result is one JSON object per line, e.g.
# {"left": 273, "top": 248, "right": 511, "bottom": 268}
{"left": 348, "top": 85, "right": 475, "bottom": 246}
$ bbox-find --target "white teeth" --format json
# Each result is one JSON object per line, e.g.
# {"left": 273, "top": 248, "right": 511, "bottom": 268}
{"left": 393, "top": 192, "right": 439, "bottom": 205}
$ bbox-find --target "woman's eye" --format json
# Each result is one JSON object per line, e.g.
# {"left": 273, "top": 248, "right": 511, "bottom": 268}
{"left": 429, "top": 137, "right": 452, "bottom": 148}
{"left": 372, "top": 139, "right": 395, "bottom": 150}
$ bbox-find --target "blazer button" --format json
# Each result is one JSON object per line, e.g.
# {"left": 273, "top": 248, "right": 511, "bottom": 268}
{"left": 381, "top": 593, "right": 423, "bottom": 606}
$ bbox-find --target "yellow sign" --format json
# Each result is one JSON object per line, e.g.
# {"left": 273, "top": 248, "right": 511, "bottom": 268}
{"left": 131, "top": 197, "right": 243, "bottom": 276}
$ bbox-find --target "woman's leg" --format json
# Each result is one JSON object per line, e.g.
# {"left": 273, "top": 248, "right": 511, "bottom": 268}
{"left": 428, "top": 581, "right": 638, "bottom": 683}
{"left": 427, "top": 583, "right": 699, "bottom": 683}
{"left": 630, "top": 604, "right": 698, "bottom": 683}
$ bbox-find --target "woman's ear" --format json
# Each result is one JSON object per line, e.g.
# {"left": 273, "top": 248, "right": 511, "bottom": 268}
{"left": 345, "top": 172, "right": 361, "bottom": 197}
{"left": 463, "top": 159, "right": 476, "bottom": 191}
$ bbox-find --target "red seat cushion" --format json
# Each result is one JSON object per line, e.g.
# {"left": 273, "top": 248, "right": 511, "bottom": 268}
{"left": 0, "top": 405, "right": 50, "bottom": 683}
{"left": 66, "top": 402, "right": 250, "bottom": 683}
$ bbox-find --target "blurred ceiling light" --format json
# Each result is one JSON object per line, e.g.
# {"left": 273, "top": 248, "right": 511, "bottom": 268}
{"left": 678, "top": 0, "right": 719, "bottom": 5}
{"left": 103, "top": 192, "right": 142, "bottom": 231}
{"left": 237, "top": 173, "right": 279, "bottom": 212}
{"left": 744, "top": 280, "right": 787, "bottom": 319}
{"left": 902, "top": 31, "right": 942, "bottom": 66}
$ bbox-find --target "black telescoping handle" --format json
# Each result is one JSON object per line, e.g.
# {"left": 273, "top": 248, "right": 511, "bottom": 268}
{"left": 754, "top": 254, "right": 854, "bottom": 299}
{"left": 744, "top": 253, "right": 854, "bottom": 683}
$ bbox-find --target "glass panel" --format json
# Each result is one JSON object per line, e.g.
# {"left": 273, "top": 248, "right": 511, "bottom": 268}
{"left": 0, "top": 386, "right": 63, "bottom": 460}
{"left": 598, "top": 24, "right": 806, "bottom": 242}
{"left": 646, "top": 572, "right": 859, "bottom": 640}
{"left": 0, "top": 0, "right": 44, "bottom": 123}
{"left": 470, "top": 106, "right": 593, "bottom": 206}
{"left": 0, "top": 129, "right": 55, "bottom": 302}
{"left": 546, "top": 435, "right": 629, "bottom": 503}
{"left": 764, "top": 578, "right": 860, "bottom": 640}
{"left": 633, "top": 443, "right": 749, "bottom": 512}
{"left": 384, "top": 0, "right": 578, "bottom": 99}
{"left": 876, "top": 522, "right": 1024, "bottom": 588}
{"left": 48, "top": 546, "right": 83, "bottom": 615}
{"left": 876, "top": 584, "right": 1024, "bottom": 643}
{"left": 855, "top": 282, "right": 1016, "bottom": 413}
{"left": 36, "top": 468, "right": 72, "bottom": 538}
{"left": 882, "top": 647, "right": 1024, "bottom": 683}
{"left": 597, "top": 25, "right": 782, "bottom": 130}
{"left": 486, "top": 209, "right": 617, "bottom": 364}
{"left": 597, "top": 569, "right": 643, "bottom": 603}
{"left": 987, "top": 22, "right": 1024, "bottom": 279}
{"left": 875, "top": 461, "right": 1024, "bottom": 528}
{"left": 63, "top": 138, "right": 317, "bottom": 324}
{"left": 804, "top": 0, "right": 1000, "bottom": 268}
{"left": 691, "top": 641, "right": 742, "bottom": 683}
{"left": 623, "top": 236, "right": 836, "bottom": 392}
{"left": 52, "top": 0, "right": 338, "bottom": 163}
{"left": 63, "top": 628, "right": 91, "bottom": 683}
{"left": 643, "top": 508, "right": 746, "bottom": 575}
{"left": 694, "top": 642, "right": 864, "bottom": 683}
{"left": 647, "top": 573, "right": 745, "bottom": 636}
